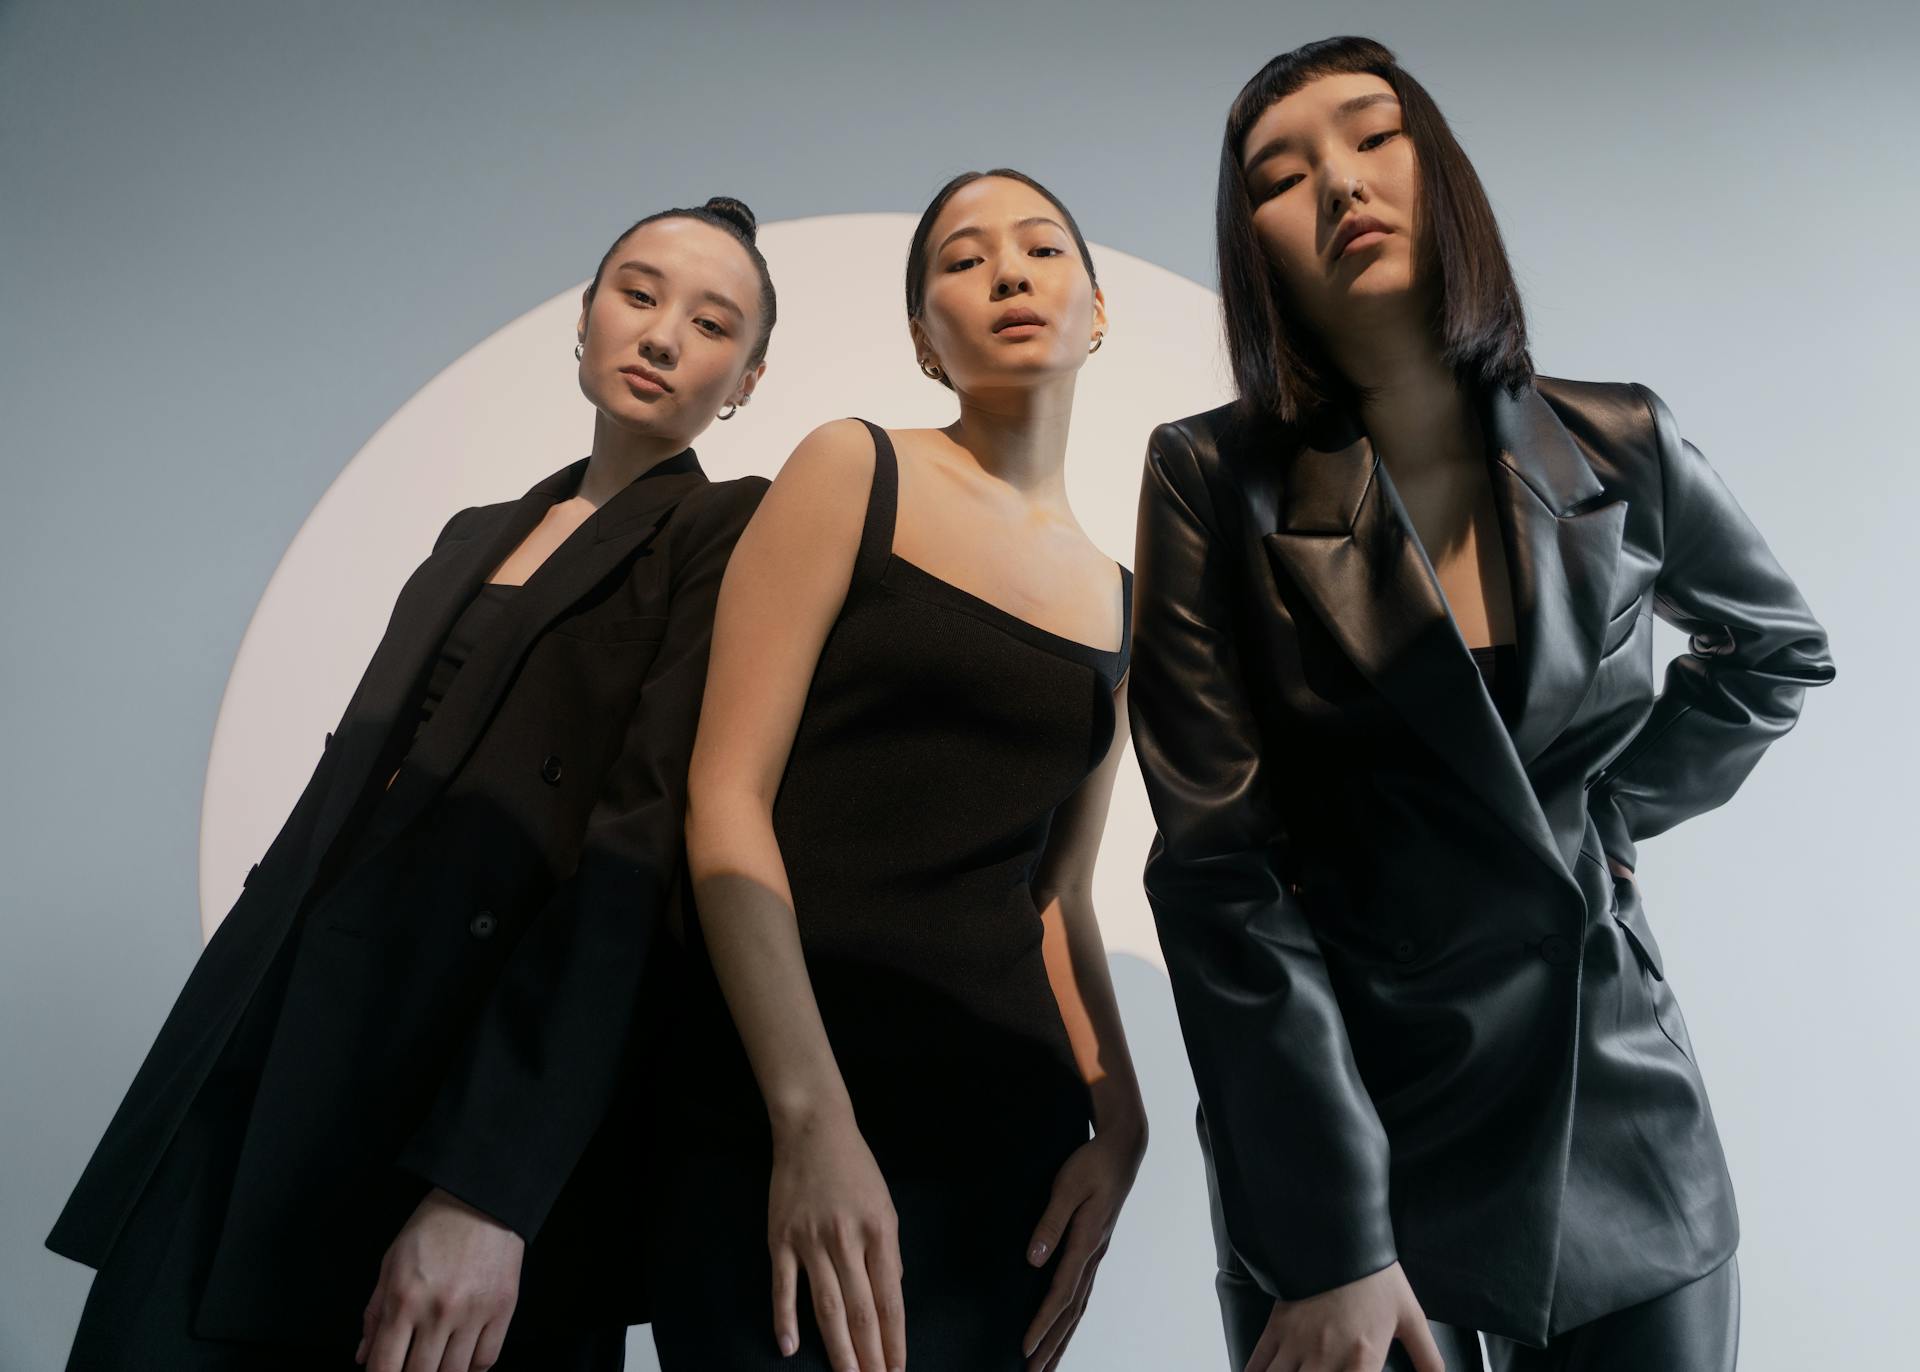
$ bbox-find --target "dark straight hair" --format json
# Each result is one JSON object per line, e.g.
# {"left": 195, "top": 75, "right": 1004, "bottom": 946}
{"left": 1216, "top": 36, "right": 1532, "bottom": 424}
{"left": 904, "top": 168, "right": 1099, "bottom": 391}
{"left": 584, "top": 195, "right": 779, "bottom": 368}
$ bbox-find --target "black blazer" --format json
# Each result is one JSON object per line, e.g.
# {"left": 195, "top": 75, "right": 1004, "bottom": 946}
{"left": 1128, "top": 378, "right": 1835, "bottom": 1345}
{"left": 46, "top": 449, "right": 767, "bottom": 1345}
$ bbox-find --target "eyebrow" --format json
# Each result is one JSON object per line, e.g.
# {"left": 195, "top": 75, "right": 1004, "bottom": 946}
{"left": 1242, "top": 92, "right": 1401, "bottom": 173}
{"left": 934, "top": 216, "right": 1069, "bottom": 256}
{"left": 613, "top": 259, "right": 746, "bottom": 319}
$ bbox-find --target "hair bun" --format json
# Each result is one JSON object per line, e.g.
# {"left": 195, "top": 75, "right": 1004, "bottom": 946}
{"left": 702, "top": 196, "right": 757, "bottom": 244}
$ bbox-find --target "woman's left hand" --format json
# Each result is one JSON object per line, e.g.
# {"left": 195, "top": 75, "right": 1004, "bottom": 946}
{"left": 1020, "top": 1114, "right": 1148, "bottom": 1371}
{"left": 1607, "top": 855, "right": 1636, "bottom": 885}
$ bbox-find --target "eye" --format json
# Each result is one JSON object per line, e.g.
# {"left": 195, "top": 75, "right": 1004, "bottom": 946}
{"left": 1360, "top": 129, "right": 1401, "bottom": 151}
{"left": 1030, "top": 245, "right": 1064, "bottom": 257}
{"left": 627, "top": 289, "right": 654, "bottom": 304}
{"left": 696, "top": 318, "right": 726, "bottom": 336}
{"left": 1260, "top": 174, "right": 1302, "bottom": 202}
{"left": 944, "top": 256, "right": 980, "bottom": 273}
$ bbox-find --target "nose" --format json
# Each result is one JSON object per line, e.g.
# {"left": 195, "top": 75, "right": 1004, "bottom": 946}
{"left": 989, "top": 252, "right": 1032, "bottom": 300}
{"left": 638, "top": 322, "right": 678, "bottom": 368}
{"left": 1321, "top": 159, "right": 1366, "bottom": 220}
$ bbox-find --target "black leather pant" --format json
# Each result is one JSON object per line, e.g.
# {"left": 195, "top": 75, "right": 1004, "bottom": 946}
{"left": 1216, "top": 1252, "right": 1739, "bottom": 1372}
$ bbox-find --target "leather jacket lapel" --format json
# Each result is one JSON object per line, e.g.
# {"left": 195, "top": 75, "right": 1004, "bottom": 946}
{"left": 1485, "top": 386, "right": 1628, "bottom": 775}
{"left": 1262, "top": 396, "right": 1586, "bottom": 891}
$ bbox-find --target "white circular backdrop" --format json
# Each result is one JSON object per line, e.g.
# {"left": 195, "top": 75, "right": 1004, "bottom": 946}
{"left": 199, "top": 212, "right": 1233, "bottom": 964}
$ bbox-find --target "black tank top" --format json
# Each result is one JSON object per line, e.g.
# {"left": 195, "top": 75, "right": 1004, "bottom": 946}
{"left": 673, "top": 419, "right": 1131, "bottom": 1142}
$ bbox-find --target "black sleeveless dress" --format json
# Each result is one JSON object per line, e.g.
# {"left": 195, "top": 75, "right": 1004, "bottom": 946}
{"left": 648, "top": 420, "right": 1131, "bottom": 1370}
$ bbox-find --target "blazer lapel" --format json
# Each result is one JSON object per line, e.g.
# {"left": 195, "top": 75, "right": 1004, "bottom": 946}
{"left": 354, "top": 448, "right": 709, "bottom": 856}
{"left": 301, "top": 461, "right": 584, "bottom": 881}
{"left": 1483, "top": 386, "right": 1628, "bottom": 773}
{"left": 1262, "top": 402, "right": 1577, "bottom": 891}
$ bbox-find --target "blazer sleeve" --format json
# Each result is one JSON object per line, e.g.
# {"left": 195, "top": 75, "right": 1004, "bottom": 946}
{"left": 393, "top": 478, "right": 765, "bottom": 1241}
{"left": 1129, "top": 420, "right": 1397, "bottom": 1301}
{"left": 1590, "top": 385, "right": 1837, "bottom": 869}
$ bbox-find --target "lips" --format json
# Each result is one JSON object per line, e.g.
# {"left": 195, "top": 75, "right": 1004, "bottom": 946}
{"left": 620, "top": 364, "right": 673, "bottom": 393}
{"left": 1331, "top": 215, "right": 1392, "bottom": 260}
{"left": 992, "top": 308, "right": 1046, "bottom": 333}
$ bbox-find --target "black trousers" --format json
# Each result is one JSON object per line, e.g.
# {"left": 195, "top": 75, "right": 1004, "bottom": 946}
{"left": 63, "top": 884, "right": 627, "bottom": 1372}
{"left": 1216, "top": 1253, "right": 1740, "bottom": 1372}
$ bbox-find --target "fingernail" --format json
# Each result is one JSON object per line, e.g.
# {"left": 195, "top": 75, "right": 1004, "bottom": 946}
{"left": 779, "top": 1333, "right": 796, "bottom": 1356}
{"left": 1029, "top": 1239, "right": 1048, "bottom": 1263}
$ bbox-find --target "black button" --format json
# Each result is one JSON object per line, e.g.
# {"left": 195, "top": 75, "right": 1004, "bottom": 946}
{"left": 469, "top": 911, "right": 498, "bottom": 940}
{"left": 1391, "top": 937, "right": 1417, "bottom": 964}
{"left": 540, "top": 754, "right": 563, "bottom": 784}
{"left": 1538, "top": 933, "right": 1575, "bottom": 967}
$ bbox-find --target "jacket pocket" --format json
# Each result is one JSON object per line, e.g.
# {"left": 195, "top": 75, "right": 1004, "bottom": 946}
{"left": 1599, "top": 594, "right": 1646, "bottom": 657}
{"left": 550, "top": 613, "right": 670, "bottom": 644}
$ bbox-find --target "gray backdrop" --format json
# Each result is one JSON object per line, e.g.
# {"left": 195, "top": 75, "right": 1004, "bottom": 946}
{"left": 4, "top": 2, "right": 1913, "bottom": 1368}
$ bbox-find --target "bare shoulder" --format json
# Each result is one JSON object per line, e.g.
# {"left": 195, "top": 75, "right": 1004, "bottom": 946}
{"left": 731, "top": 417, "right": 882, "bottom": 578}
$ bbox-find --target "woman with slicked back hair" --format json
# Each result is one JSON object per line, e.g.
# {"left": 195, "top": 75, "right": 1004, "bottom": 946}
{"left": 1130, "top": 36, "right": 1834, "bottom": 1372}
{"left": 47, "top": 197, "right": 777, "bottom": 1372}
{"left": 648, "top": 169, "right": 1146, "bottom": 1372}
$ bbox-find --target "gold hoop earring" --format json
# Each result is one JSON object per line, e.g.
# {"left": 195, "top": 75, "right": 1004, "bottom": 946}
{"left": 919, "top": 357, "right": 944, "bottom": 381}
{"left": 574, "top": 341, "right": 584, "bottom": 361}
{"left": 1088, "top": 333, "right": 1104, "bottom": 355}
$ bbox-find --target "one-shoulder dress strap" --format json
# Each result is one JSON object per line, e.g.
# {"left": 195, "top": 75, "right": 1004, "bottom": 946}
{"left": 1117, "top": 564, "right": 1134, "bottom": 665}
{"left": 851, "top": 417, "right": 899, "bottom": 589}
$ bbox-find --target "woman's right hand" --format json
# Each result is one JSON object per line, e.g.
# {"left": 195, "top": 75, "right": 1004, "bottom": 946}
{"left": 1243, "top": 1261, "right": 1445, "bottom": 1372}
{"left": 768, "top": 1107, "right": 907, "bottom": 1372}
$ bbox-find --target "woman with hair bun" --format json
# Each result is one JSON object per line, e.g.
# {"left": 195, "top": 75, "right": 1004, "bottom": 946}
{"left": 649, "top": 169, "right": 1146, "bottom": 1372}
{"left": 47, "top": 196, "right": 778, "bottom": 1372}
{"left": 1130, "top": 36, "right": 1835, "bottom": 1372}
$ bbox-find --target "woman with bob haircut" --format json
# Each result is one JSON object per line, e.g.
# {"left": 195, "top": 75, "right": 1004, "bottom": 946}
{"left": 647, "top": 168, "right": 1146, "bottom": 1372}
{"left": 1129, "top": 36, "right": 1834, "bottom": 1372}
{"left": 47, "top": 197, "right": 776, "bottom": 1372}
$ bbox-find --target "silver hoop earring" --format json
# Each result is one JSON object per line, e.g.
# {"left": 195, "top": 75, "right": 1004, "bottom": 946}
{"left": 716, "top": 402, "right": 738, "bottom": 421}
{"left": 573, "top": 341, "right": 584, "bottom": 361}
{"left": 1088, "top": 333, "right": 1104, "bottom": 355}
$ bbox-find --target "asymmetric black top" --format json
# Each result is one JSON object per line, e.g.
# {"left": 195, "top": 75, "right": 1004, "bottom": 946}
{"left": 670, "top": 418, "right": 1131, "bottom": 1144}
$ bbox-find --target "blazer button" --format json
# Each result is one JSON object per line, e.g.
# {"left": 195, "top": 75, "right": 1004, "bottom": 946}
{"left": 1391, "top": 937, "right": 1417, "bottom": 964}
{"left": 469, "top": 910, "right": 498, "bottom": 940}
{"left": 540, "top": 754, "right": 563, "bottom": 785}
{"left": 1538, "top": 933, "right": 1575, "bottom": 967}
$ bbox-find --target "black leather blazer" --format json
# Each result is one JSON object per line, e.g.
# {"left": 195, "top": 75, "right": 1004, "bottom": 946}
{"left": 1128, "top": 378, "right": 1835, "bottom": 1343}
{"left": 47, "top": 450, "right": 766, "bottom": 1344}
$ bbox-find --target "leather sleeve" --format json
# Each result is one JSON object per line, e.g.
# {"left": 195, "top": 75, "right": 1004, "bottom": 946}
{"left": 394, "top": 478, "right": 766, "bottom": 1241}
{"left": 1591, "top": 386, "right": 1837, "bottom": 869}
{"left": 1129, "top": 420, "right": 1397, "bottom": 1301}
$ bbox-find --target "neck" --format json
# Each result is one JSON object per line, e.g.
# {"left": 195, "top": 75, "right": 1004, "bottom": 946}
{"left": 1330, "top": 320, "right": 1479, "bottom": 480}
{"left": 576, "top": 411, "right": 691, "bottom": 508}
{"left": 942, "top": 373, "right": 1078, "bottom": 495}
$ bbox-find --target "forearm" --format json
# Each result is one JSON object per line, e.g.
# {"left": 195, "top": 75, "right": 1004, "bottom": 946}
{"left": 1038, "top": 885, "right": 1145, "bottom": 1138}
{"left": 685, "top": 787, "right": 855, "bottom": 1135}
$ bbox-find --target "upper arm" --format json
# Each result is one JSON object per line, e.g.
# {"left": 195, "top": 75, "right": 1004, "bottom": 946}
{"left": 686, "top": 417, "right": 877, "bottom": 814}
{"left": 1031, "top": 674, "right": 1131, "bottom": 904}
{"left": 1131, "top": 421, "right": 1280, "bottom": 864}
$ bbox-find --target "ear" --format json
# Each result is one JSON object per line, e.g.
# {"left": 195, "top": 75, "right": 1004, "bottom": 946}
{"left": 576, "top": 289, "right": 592, "bottom": 348}
{"left": 734, "top": 359, "right": 767, "bottom": 404}
{"left": 907, "top": 319, "right": 937, "bottom": 369}
{"left": 1090, "top": 284, "right": 1108, "bottom": 341}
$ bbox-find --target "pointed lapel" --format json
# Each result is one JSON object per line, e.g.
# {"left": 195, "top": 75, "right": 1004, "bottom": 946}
{"left": 1482, "top": 386, "right": 1628, "bottom": 777}
{"left": 1261, "top": 406, "right": 1575, "bottom": 891}
{"left": 355, "top": 448, "right": 708, "bottom": 855}
{"left": 301, "top": 461, "right": 586, "bottom": 877}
